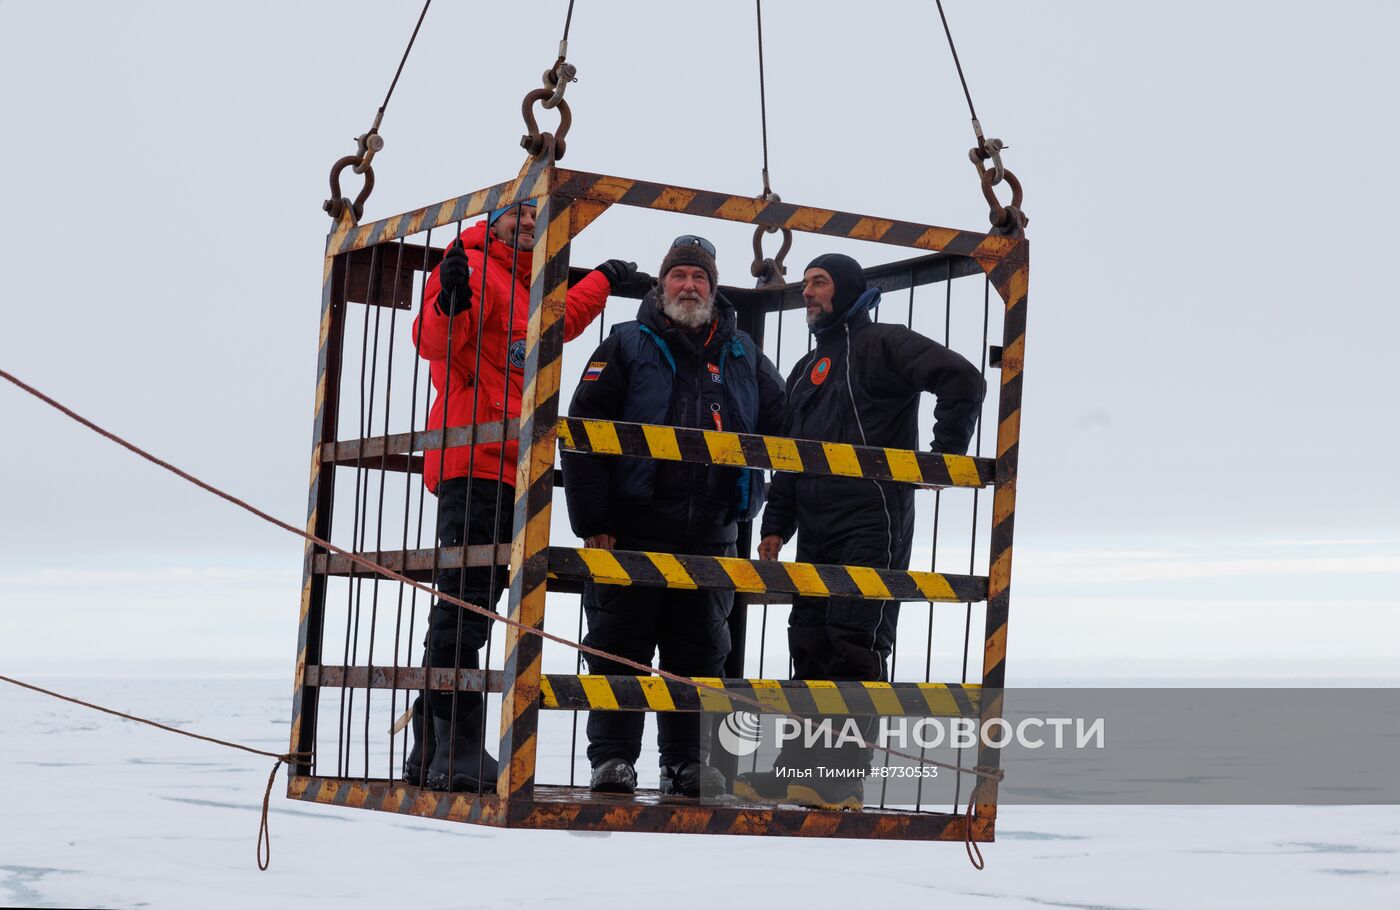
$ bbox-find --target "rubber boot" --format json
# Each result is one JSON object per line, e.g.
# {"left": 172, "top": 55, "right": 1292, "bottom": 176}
{"left": 424, "top": 706, "right": 499, "bottom": 792}
{"left": 401, "top": 696, "right": 436, "bottom": 787}
{"left": 734, "top": 745, "right": 810, "bottom": 803}
{"left": 659, "top": 761, "right": 727, "bottom": 798}
{"left": 787, "top": 774, "right": 865, "bottom": 810}
{"left": 589, "top": 758, "right": 638, "bottom": 794}
{"left": 733, "top": 767, "right": 792, "bottom": 803}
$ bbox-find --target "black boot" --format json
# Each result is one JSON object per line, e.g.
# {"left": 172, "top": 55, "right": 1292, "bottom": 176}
{"left": 401, "top": 696, "right": 435, "bottom": 787}
{"left": 424, "top": 707, "right": 499, "bottom": 792}
{"left": 660, "top": 761, "right": 727, "bottom": 798}
{"left": 787, "top": 774, "right": 865, "bottom": 810}
{"left": 733, "top": 767, "right": 792, "bottom": 803}
{"left": 589, "top": 758, "right": 638, "bottom": 794}
{"left": 734, "top": 745, "right": 811, "bottom": 803}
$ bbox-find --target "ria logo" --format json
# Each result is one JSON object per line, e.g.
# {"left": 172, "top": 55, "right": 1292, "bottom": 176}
{"left": 716, "top": 711, "right": 763, "bottom": 756}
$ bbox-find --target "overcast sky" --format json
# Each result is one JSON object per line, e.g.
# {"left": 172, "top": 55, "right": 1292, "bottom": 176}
{"left": 1, "top": 1, "right": 1396, "bottom": 674}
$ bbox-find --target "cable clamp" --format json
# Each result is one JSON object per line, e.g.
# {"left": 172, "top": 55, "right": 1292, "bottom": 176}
{"left": 352, "top": 110, "right": 387, "bottom": 175}
{"left": 541, "top": 55, "right": 578, "bottom": 110}
{"left": 968, "top": 120, "right": 1007, "bottom": 186}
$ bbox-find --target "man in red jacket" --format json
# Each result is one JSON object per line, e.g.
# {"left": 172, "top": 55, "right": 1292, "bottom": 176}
{"left": 405, "top": 200, "right": 641, "bottom": 792}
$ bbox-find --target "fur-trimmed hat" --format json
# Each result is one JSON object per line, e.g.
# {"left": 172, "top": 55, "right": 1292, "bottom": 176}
{"left": 659, "top": 237, "right": 718, "bottom": 288}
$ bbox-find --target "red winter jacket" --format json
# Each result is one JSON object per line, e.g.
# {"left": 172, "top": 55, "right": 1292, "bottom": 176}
{"left": 413, "top": 221, "right": 611, "bottom": 493}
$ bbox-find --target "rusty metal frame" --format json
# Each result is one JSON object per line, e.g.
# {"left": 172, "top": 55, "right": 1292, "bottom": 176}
{"left": 288, "top": 159, "right": 1027, "bottom": 842}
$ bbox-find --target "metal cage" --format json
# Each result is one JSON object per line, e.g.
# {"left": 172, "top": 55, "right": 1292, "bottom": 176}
{"left": 287, "top": 155, "right": 1028, "bottom": 842}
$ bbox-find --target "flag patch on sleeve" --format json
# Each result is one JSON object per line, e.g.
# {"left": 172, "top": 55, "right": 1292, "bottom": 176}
{"left": 583, "top": 361, "right": 607, "bottom": 381}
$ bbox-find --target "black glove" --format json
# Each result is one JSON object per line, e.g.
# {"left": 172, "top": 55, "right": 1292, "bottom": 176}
{"left": 596, "top": 259, "right": 638, "bottom": 289}
{"left": 436, "top": 240, "right": 473, "bottom": 315}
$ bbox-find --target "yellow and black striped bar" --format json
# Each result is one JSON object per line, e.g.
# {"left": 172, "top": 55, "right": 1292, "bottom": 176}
{"left": 970, "top": 244, "right": 1030, "bottom": 822}
{"left": 312, "top": 546, "right": 985, "bottom": 602}
{"left": 318, "top": 418, "right": 992, "bottom": 487}
{"left": 978, "top": 249, "right": 1027, "bottom": 693}
{"left": 551, "top": 547, "right": 985, "bottom": 603}
{"left": 314, "top": 543, "right": 513, "bottom": 579}
{"left": 552, "top": 168, "right": 1020, "bottom": 263}
{"left": 539, "top": 675, "right": 981, "bottom": 718}
{"left": 307, "top": 664, "right": 504, "bottom": 694}
{"left": 287, "top": 209, "right": 360, "bottom": 782}
{"left": 328, "top": 165, "right": 1020, "bottom": 268}
{"left": 302, "top": 666, "right": 980, "bottom": 719}
{"left": 290, "top": 775, "right": 507, "bottom": 827}
{"left": 497, "top": 189, "right": 594, "bottom": 820}
{"left": 558, "top": 417, "right": 995, "bottom": 487}
{"left": 320, "top": 421, "right": 516, "bottom": 468}
{"left": 328, "top": 155, "right": 554, "bottom": 257}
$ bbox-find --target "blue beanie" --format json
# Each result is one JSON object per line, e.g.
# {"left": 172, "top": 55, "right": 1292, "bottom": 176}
{"left": 488, "top": 199, "right": 537, "bottom": 226}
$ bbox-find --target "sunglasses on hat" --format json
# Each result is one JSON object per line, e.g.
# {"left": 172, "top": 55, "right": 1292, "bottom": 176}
{"left": 670, "top": 234, "right": 717, "bottom": 257}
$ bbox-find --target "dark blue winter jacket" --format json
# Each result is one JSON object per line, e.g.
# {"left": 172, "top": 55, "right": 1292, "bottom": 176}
{"left": 562, "top": 292, "right": 786, "bottom": 547}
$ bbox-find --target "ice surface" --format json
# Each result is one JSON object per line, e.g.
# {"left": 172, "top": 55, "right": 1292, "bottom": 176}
{"left": 2, "top": 676, "right": 1396, "bottom": 909}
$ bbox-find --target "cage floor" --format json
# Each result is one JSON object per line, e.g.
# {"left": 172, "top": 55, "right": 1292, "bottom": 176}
{"left": 288, "top": 776, "right": 990, "bottom": 841}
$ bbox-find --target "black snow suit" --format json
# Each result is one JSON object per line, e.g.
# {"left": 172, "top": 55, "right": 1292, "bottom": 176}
{"left": 562, "top": 292, "right": 786, "bottom": 767}
{"left": 760, "top": 289, "right": 985, "bottom": 689}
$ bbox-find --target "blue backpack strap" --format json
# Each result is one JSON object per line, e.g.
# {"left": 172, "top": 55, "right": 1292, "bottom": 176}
{"left": 721, "top": 331, "right": 765, "bottom": 521}
{"left": 637, "top": 324, "right": 677, "bottom": 373}
{"left": 717, "top": 334, "right": 746, "bottom": 380}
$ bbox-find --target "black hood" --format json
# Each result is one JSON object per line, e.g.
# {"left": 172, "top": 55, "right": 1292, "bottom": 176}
{"left": 806, "top": 253, "right": 868, "bottom": 316}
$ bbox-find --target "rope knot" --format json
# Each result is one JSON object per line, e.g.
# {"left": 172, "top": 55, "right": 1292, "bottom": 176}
{"left": 258, "top": 751, "right": 311, "bottom": 871}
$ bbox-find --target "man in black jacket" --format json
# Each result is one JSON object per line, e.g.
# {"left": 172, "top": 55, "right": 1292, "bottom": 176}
{"left": 739, "top": 252, "right": 986, "bottom": 809}
{"left": 562, "top": 236, "right": 786, "bottom": 798}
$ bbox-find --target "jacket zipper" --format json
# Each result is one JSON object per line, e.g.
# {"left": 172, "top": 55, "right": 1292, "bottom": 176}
{"left": 688, "top": 350, "right": 705, "bottom": 536}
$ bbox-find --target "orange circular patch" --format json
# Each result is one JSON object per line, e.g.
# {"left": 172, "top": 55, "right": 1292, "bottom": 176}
{"left": 810, "top": 356, "right": 832, "bottom": 386}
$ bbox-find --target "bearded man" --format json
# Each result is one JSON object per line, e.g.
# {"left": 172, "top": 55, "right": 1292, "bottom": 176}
{"left": 561, "top": 235, "right": 786, "bottom": 798}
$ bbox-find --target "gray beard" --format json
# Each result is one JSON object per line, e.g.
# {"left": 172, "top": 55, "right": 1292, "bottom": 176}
{"left": 661, "top": 292, "right": 715, "bottom": 330}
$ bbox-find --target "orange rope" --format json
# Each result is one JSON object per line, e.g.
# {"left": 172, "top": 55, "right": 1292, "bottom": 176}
{"left": 0, "top": 673, "right": 306, "bottom": 871}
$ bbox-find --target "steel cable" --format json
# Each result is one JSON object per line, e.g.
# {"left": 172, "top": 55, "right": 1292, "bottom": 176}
{"left": 755, "top": 0, "right": 773, "bottom": 196}
{"left": 560, "top": 0, "right": 576, "bottom": 45}
{"left": 378, "top": 1, "right": 433, "bottom": 121}
{"left": 934, "top": 0, "right": 980, "bottom": 126}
